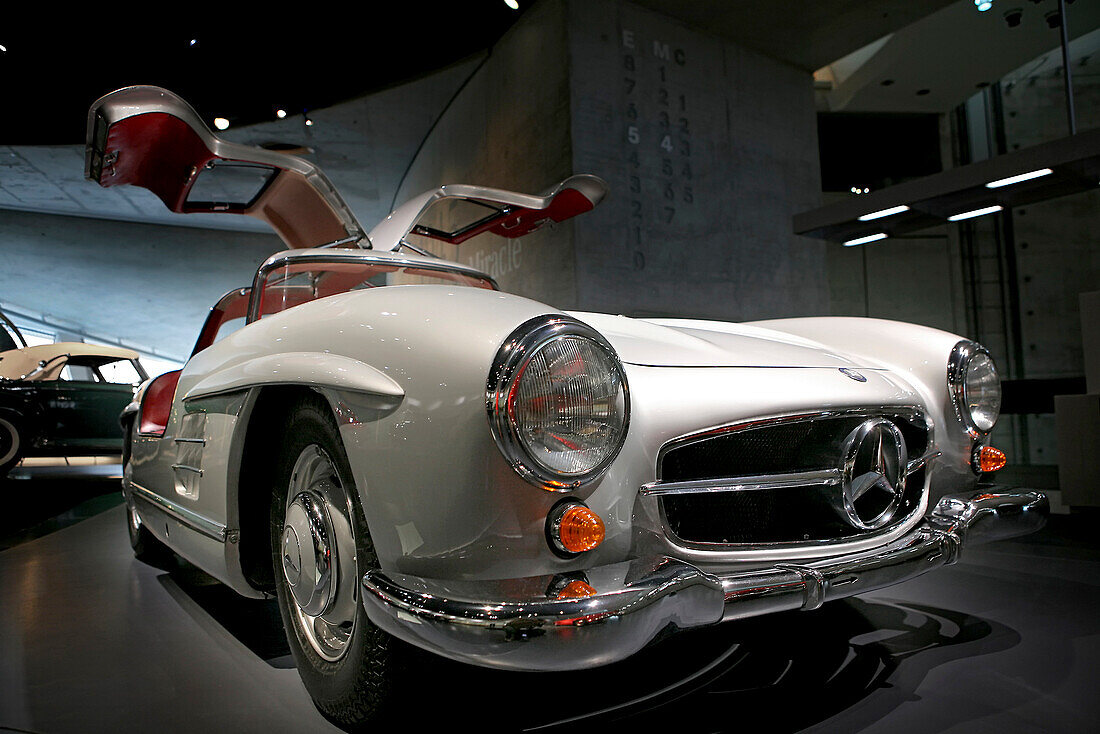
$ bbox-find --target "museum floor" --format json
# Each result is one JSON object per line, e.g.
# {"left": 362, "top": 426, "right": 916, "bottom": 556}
{"left": 1, "top": 472, "right": 1097, "bottom": 733}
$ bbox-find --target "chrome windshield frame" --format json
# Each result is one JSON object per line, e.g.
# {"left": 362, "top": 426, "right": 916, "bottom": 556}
{"left": 246, "top": 249, "right": 499, "bottom": 323}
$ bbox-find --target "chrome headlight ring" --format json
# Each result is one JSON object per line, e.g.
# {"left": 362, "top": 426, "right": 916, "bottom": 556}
{"left": 487, "top": 315, "right": 630, "bottom": 491}
{"left": 947, "top": 340, "right": 1002, "bottom": 436}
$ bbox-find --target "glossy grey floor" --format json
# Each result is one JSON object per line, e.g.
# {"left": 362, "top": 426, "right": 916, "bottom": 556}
{"left": 1, "top": 492, "right": 1097, "bottom": 733}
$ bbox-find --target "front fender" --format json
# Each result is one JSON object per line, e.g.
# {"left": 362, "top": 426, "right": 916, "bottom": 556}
{"left": 182, "top": 352, "right": 404, "bottom": 405}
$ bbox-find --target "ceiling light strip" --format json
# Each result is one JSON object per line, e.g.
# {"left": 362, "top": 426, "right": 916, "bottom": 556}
{"left": 947, "top": 205, "right": 1004, "bottom": 221}
{"left": 985, "top": 168, "right": 1054, "bottom": 188}
{"left": 858, "top": 205, "right": 910, "bottom": 221}
{"left": 843, "top": 233, "right": 888, "bottom": 247}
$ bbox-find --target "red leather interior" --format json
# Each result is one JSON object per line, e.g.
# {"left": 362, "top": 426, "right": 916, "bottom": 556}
{"left": 101, "top": 113, "right": 215, "bottom": 213}
{"left": 412, "top": 187, "right": 597, "bottom": 245}
{"left": 139, "top": 370, "right": 182, "bottom": 436}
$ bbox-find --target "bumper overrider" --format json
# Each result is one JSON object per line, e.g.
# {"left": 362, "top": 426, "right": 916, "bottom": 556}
{"left": 361, "top": 489, "right": 1047, "bottom": 671}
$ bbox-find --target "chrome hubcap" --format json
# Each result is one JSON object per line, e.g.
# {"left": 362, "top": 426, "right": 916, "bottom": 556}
{"left": 281, "top": 445, "right": 358, "bottom": 661}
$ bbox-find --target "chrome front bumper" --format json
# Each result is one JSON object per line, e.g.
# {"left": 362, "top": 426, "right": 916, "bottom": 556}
{"left": 361, "top": 489, "right": 1047, "bottom": 672}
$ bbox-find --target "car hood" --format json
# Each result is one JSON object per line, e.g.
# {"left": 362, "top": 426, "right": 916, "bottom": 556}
{"left": 568, "top": 313, "right": 871, "bottom": 369}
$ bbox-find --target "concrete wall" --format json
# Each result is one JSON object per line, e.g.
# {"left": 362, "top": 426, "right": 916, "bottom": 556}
{"left": 224, "top": 57, "right": 486, "bottom": 234}
{"left": 393, "top": 0, "right": 827, "bottom": 319}
{"left": 393, "top": 0, "right": 579, "bottom": 308}
{"left": 567, "top": 0, "right": 826, "bottom": 320}
{"left": 0, "top": 209, "right": 279, "bottom": 361}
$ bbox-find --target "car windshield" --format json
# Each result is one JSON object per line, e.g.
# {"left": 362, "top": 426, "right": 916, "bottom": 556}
{"left": 252, "top": 257, "right": 496, "bottom": 321}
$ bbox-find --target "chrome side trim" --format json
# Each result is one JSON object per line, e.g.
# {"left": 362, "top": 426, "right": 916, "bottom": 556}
{"left": 171, "top": 464, "right": 204, "bottom": 476}
{"left": 640, "top": 469, "right": 841, "bottom": 497}
{"left": 173, "top": 437, "right": 206, "bottom": 445}
{"left": 129, "top": 481, "right": 226, "bottom": 542}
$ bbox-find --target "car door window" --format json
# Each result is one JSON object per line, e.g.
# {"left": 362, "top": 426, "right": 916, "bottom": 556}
{"left": 95, "top": 359, "right": 144, "bottom": 385}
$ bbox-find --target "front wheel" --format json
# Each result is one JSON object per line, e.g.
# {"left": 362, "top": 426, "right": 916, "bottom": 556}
{"left": 271, "top": 395, "right": 412, "bottom": 728}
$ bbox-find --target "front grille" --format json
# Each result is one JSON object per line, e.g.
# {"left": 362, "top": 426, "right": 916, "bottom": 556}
{"left": 657, "top": 410, "right": 929, "bottom": 547}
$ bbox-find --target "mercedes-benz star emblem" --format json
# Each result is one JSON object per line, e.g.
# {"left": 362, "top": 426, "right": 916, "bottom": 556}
{"left": 836, "top": 419, "right": 908, "bottom": 530}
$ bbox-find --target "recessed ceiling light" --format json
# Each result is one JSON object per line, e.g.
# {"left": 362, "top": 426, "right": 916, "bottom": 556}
{"left": 504, "top": 0, "right": 519, "bottom": 8}
{"left": 985, "top": 168, "right": 1053, "bottom": 188}
{"left": 0, "top": 44, "right": 7, "bottom": 53}
{"left": 276, "top": 109, "right": 287, "bottom": 119}
{"left": 189, "top": 39, "right": 198, "bottom": 47}
{"left": 305, "top": 118, "right": 314, "bottom": 127}
{"left": 214, "top": 117, "right": 229, "bottom": 130}
{"left": 858, "top": 205, "right": 910, "bottom": 221}
{"left": 843, "top": 233, "right": 888, "bottom": 247}
{"left": 948, "top": 204, "right": 1003, "bottom": 221}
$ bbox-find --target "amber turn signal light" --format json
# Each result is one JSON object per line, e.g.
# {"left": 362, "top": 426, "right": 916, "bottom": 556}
{"left": 548, "top": 502, "right": 605, "bottom": 555}
{"left": 974, "top": 445, "right": 1007, "bottom": 473}
{"left": 555, "top": 579, "right": 598, "bottom": 599}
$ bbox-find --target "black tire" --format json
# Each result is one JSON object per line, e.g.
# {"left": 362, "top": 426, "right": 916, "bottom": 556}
{"left": 270, "top": 394, "right": 413, "bottom": 729}
{"left": 0, "top": 414, "right": 25, "bottom": 479}
{"left": 126, "top": 495, "right": 174, "bottom": 565}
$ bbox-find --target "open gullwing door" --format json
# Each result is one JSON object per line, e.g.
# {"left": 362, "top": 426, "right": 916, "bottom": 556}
{"left": 370, "top": 174, "right": 609, "bottom": 252}
{"left": 85, "top": 85, "right": 365, "bottom": 250}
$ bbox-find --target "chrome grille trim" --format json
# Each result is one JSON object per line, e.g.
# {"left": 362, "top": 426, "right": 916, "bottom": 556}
{"left": 652, "top": 406, "right": 934, "bottom": 550}
{"left": 641, "top": 469, "right": 842, "bottom": 497}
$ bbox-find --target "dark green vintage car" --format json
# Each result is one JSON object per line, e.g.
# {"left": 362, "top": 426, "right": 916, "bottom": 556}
{"left": 0, "top": 315, "right": 148, "bottom": 478}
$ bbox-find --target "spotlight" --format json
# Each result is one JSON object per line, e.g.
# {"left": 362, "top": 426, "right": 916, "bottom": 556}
{"left": 504, "top": 0, "right": 519, "bottom": 8}
{"left": 276, "top": 109, "right": 287, "bottom": 119}
{"left": 214, "top": 117, "right": 229, "bottom": 131}
{"left": 1003, "top": 8, "right": 1022, "bottom": 26}
{"left": 975, "top": 0, "right": 993, "bottom": 11}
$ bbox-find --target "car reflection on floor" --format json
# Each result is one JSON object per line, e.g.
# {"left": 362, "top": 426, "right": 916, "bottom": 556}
{"left": 163, "top": 550, "right": 1015, "bottom": 732}
{"left": 0, "top": 466, "right": 122, "bottom": 550}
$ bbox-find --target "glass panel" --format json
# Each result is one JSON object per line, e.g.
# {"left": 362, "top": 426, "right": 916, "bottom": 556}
{"left": 256, "top": 258, "right": 495, "bottom": 320}
{"left": 61, "top": 365, "right": 94, "bottom": 382}
{"left": 97, "top": 359, "right": 144, "bottom": 385}
{"left": 186, "top": 160, "right": 278, "bottom": 209}
{"left": 213, "top": 316, "right": 246, "bottom": 343}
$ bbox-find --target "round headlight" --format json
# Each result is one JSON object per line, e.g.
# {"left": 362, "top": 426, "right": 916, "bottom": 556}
{"left": 948, "top": 341, "right": 1001, "bottom": 434}
{"left": 488, "top": 316, "right": 629, "bottom": 490}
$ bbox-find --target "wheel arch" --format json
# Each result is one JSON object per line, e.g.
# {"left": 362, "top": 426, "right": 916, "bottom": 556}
{"left": 234, "top": 383, "right": 371, "bottom": 592}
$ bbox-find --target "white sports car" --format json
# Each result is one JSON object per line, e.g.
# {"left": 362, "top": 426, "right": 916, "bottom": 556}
{"left": 86, "top": 86, "right": 1046, "bottom": 728}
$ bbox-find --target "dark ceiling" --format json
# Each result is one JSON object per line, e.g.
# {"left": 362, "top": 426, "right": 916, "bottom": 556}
{"left": 2, "top": 6, "right": 527, "bottom": 145}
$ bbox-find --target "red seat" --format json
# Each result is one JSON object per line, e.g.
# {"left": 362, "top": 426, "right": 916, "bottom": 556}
{"left": 139, "top": 370, "right": 182, "bottom": 436}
